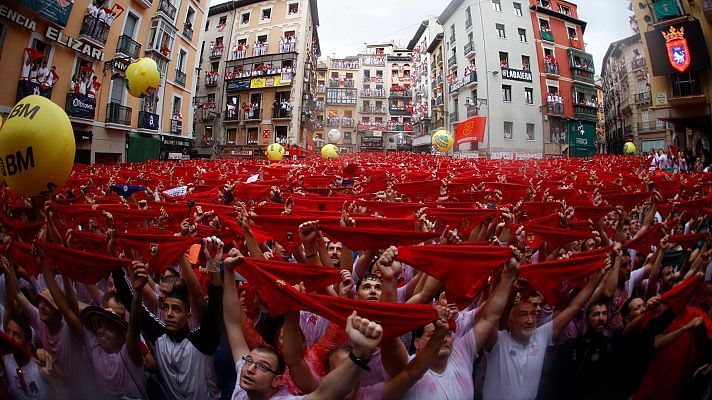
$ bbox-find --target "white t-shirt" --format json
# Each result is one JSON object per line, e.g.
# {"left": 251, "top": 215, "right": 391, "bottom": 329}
{"left": 403, "top": 328, "right": 478, "bottom": 399}
{"left": 153, "top": 334, "right": 220, "bottom": 400}
{"left": 85, "top": 330, "right": 146, "bottom": 398}
{"left": 21, "top": 63, "right": 31, "bottom": 79}
{"left": 482, "top": 321, "right": 554, "bottom": 400}
{"left": 299, "top": 311, "right": 329, "bottom": 348}
{"left": 1, "top": 355, "right": 52, "bottom": 400}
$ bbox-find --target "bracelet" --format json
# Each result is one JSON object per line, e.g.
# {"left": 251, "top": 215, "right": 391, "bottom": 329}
{"left": 348, "top": 351, "right": 371, "bottom": 371}
{"left": 305, "top": 252, "right": 318, "bottom": 258}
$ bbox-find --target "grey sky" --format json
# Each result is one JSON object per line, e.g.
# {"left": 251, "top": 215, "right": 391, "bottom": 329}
{"left": 209, "top": 0, "right": 634, "bottom": 72}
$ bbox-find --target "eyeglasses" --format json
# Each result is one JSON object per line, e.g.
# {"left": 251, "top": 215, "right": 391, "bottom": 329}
{"left": 242, "top": 356, "right": 279, "bottom": 374}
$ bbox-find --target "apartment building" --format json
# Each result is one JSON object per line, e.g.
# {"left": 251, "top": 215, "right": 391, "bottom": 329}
{"left": 0, "top": 0, "right": 205, "bottom": 163}
{"left": 602, "top": 34, "right": 667, "bottom": 154}
{"left": 407, "top": 17, "right": 443, "bottom": 153}
{"left": 631, "top": 0, "right": 712, "bottom": 156}
{"left": 321, "top": 56, "right": 359, "bottom": 152}
{"left": 193, "top": 0, "right": 320, "bottom": 159}
{"left": 529, "top": 0, "right": 597, "bottom": 158}
{"left": 439, "top": 0, "right": 544, "bottom": 159}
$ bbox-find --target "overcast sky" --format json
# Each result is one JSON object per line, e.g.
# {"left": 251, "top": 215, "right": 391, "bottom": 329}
{"left": 210, "top": 0, "right": 633, "bottom": 73}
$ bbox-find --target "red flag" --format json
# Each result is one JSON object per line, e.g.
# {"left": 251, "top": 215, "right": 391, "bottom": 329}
{"left": 34, "top": 241, "right": 132, "bottom": 284}
{"left": 319, "top": 225, "right": 440, "bottom": 250}
{"left": 455, "top": 116, "right": 486, "bottom": 145}
{"left": 668, "top": 232, "right": 709, "bottom": 250}
{"left": 117, "top": 233, "right": 202, "bottom": 273}
{"left": 242, "top": 258, "right": 341, "bottom": 293}
{"left": 520, "top": 252, "right": 607, "bottom": 305}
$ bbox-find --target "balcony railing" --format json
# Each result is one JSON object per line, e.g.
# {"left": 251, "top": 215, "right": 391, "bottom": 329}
{"left": 464, "top": 41, "right": 475, "bottom": 58}
{"left": 158, "top": 0, "right": 177, "bottom": 21}
{"left": 390, "top": 89, "right": 412, "bottom": 98}
{"left": 632, "top": 57, "right": 647, "bottom": 70}
{"left": 360, "top": 106, "right": 386, "bottom": 114}
{"left": 182, "top": 24, "right": 193, "bottom": 41}
{"left": 572, "top": 68, "right": 595, "bottom": 84}
{"left": 360, "top": 89, "right": 386, "bottom": 98}
{"left": 547, "top": 101, "right": 564, "bottom": 116}
{"left": 174, "top": 69, "right": 186, "bottom": 87}
{"left": 106, "top": 102, "right": 132, "bottom": 125}
{"left": 541, "top": 29, "right": 554, "bottom": 42}
{"left": 448, "top": 55, "right": 457, "bottom": 70}
{"left": 205, "top": 71, "right": 219, "bottom": 87}
{"left": 342, "top": 118, "right": 354, "bottom": 127}
{"left": 464, "top": 71, "right": 477, "bottom": 86}
{"left": 544, "top": 61, "right": 559, "bottom": 76}
{"left": 449, "top": 113, "right": 459, "bottom": 123}
{"left": 79, "top": 15, "right": 109, "bottom": 46}
{"left": 325, "top": 118, "right": 341, "bottom": 127}
{"left": 316, "top": 85, "right": 325, "bottom": 93}
{"left": 169, "top": 118, "right": 182, "bottom": 134}
{"left": 637, "top": 120, "right": 666, "bottom": 132}
{"left": 574, "top": 105, "right": 598, "bottom": 121}
{"left": 224, "top": 106, "right": 240, "bottom": 121}
{"left": 273, "top": 109, "right": 292, "bottom": 119}
{"left": 246, "top": 108, "right": 262, "bottom": 120}
{"left": 466, "top": 106, "right": 478, "bottom": 118}
{"left": 210, "top": 46, "right": 224, "bottom": 59}
{"left": 116, "top": 34, "right": 141, "bottom": 58}
{"left": 634, "top": 91, "right": 651, "bottom": 103}
{"left": 389, "top": 105, "right": 413, "bottom": 115}
{"left": 330, "top": 59, "right": 359, "bottom": 70}
{"left": 138, "top": 111, "right": 159, "bottom": 130}
{"left": 672, "top": 77, "right": 703, "bottom": 98}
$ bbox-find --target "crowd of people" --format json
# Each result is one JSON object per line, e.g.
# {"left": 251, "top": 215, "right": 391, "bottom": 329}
{"left": 20, "top": 59, "right": 59, "bottom": 93}
{"left": 0, "top": 153, "right": 709, "bottom": 400}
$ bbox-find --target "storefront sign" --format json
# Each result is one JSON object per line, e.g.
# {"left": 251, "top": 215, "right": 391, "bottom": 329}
{"left": 45, "top": 26, "right": 105, "bottom": 61}
{"left": 360, "top": 136, "right": 383, "bottom": 151}
{"left": 105, "top": 57, "right": 131, "bottom": 73}
{"left": 66, "top": 93, "right": 95, "bottom": 119}
{"left": 168, "top": 153, "right": 190, "bottom": 160}
{"left": 501, "top": 67, "right": 532, "bottom": 83}
{"left": 0, "top": 5, "right": 36, "bottom": 30}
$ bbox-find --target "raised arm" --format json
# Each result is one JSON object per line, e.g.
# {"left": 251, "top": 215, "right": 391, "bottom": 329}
{"left": 654, "top": 317, "right": 703, "bottom": 349}
{"left": 553, "top": 259, "right": 608, "bottom": 337}
{"left": 127, "top": 261, "right": 148, "bottom": 367}
{"left": 190, "top": 237, "right": 225, "bottom": 355}
{"left": 354, "top": 249, "right": 377, "bottom": 279}
{"left": 37, "top": 249, "right": 84, "bottom": 341}
{"left": 239, "top": 208, "right": 264, "bottom": 260}
{"left": 222, "top": 248, "right": 250, "bottom": 362}
{"left": 282, "top": 310, "right": 319, "bottom": 393}
{"left": 299, "top": 221, "right": 322, "bottom": 266}
{"left": 177, "top": 253, "right": 205, "bottom": 322}
{"left": 480, "top": 251, "right": 520, "bottom": 352}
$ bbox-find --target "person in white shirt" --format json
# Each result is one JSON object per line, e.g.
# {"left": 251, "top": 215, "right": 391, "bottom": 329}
{"left": 481, "top": 257, "right": 609, "bottom": 400}
{"left": 36, "top": 63, "right": 50, "bottom": 88}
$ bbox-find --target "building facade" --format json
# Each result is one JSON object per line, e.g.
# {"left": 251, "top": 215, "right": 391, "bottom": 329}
{"left": 631, "top": 0, "right": 712, "bottom": 157}
{"left": 0, "top": 0, "right": 205, "bottom": 163}
{"left": 529, "top": 0, "right": 597, "bottom": 158}
{"left": 439, "top": 0, "right": 544, "bottom": 159}
{"left": 602, "top": 34, "right": 667, "bottom": 155}
{"left": 192, "top": 0, "right": 320, "bottom": 159}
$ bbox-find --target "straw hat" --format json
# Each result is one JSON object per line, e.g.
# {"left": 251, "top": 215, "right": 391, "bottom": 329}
{"left": 80, "top": 306, "right": 128, "bottom": 334}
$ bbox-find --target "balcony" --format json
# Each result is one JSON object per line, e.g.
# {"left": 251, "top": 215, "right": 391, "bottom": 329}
{"left": 106, "top": 103, "right": 132, "bottom": 126}
{"left": 330, "top": 59, "right": 359, "bottom": 70}
{"left": 389, "top": 104, "right": 413, "bottom": 115}
{"left": 116, "top": 35, "right": 141, "bottom": 59}
{"left": 389, "top": 89, "right": 412, "bottom": 98}
{"left": 466, "top": 105, "right": 478, "bottom": 118}
{"left": 174, "top": 69, "right": 186, "bottom": 87}
{"left": 224, "top": 106, "right": 240, "bottom": 122}
{"left": 205, "top": 71, "right": 219, "bottom": 87}
{"left": 65, "top": 93, "right": 95, "bottom": 119}
{"left": 544, "top": 61, "right": 560, "bottom": 76}
{"left": 169, "top": 119, "right": 182, "bottom": 134}
{"left": 569, "top": 37, "right": 582, "bottom": 50}
{"left": 210, "top": 45, "right": 224, "bottom": 59}
{"left": 449, "top": 113, "right": 459, "bottom": 124}
{"left": 464, "top": 71, "right": 477, "bottom": 87}
{"left": 357, "top": 122, "right": 387, "bottom": 132}
{"left": 574, "top": 105, "right": 598, "bottom": 122}
{"left": 437, "top": 55, "right": 443, "bottom": 65}
{"left": 201, "top": 107, "right": 218, "bottom": 121}
{"left": 316, "top": 85, "right": 325, "bottom": 94}
{"left": 325, "top": 117, "right": 341, "bottom": 127}
{"left": 637, "top": 120, "right": 666, "bottom": 133}
{"left": 341, "top": 118, "right": 355, "bottom": 127}
{"left": 360, "top": 106, "right": 386, "bottom": 114}
{"left": 634, "top": 91, "right": 651, "bottom": 104}
{"left": 464, "top": 41, "right": 475, "bottom": 58}
{"left": 79, "top": 15, "right": 109, "bottom": 47}
{"left": 448, "top": 55, "right": 457, "bottom": 70}
{"left": 158, "top": 0, "right": 177, "bottom": 21}
{"left": 360, "top": 89, "right": 386, "bottom": 98}
{"left": 362, "top": 55, "right": 385, "bottom": 66}
{"left": 546, "top": 101, "right": 564, "bottom": 116}
{"left": 246, "top": 108, "right": 262, "bottom": 121}
{"left": 138, "top": 111, "right": 159, "bottom": 130}
{"left": 632, "top": 57, "right": 647, "bottom": 71}
{"left": 541, "top": 29, "right": 554, "bottom": 42}
{"left": 273, "top": 109, "right": 292, "bottom": 120}
{"left": 182, "top": 24, "right": 193, "bottom": 41}
{"left": 572, "top": 68, "right": 595, "bottom": 84}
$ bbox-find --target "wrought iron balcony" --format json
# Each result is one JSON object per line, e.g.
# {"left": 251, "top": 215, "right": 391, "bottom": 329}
{"left": 79, "top": 15, "right": 109, "bottom": 47}
{"left": 116, "top": 34, "right": 141, "bottom": 58}
{"left": 158, "top": 0, "right": 177, "bottom": 21}
{"left": 634, "top": 91, "right": 651, "bottom": 103}
{"left": 637, "top": 120, "right": 665, "bottom": 132}
{"left": 106, "top": 103, "right": 132, "bottom": 125}
{"left": 174, "top": 69, "right": 186, "bottom": 87}
{"left": 448, "top": 55, "right": 457, "bottom": 70}
{"left": 182, "top": 24, "right": 193, "bottom": 41}
{"left": 464, "top": 41, "right": 475, "bottom": 58}
{"left": 574, "top": 104, "right": 598, "bottom": 121}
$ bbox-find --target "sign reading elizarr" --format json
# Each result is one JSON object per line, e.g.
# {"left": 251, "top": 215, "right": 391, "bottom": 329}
{"left": 501, "top": 67, "right": 532, "bottom": 83}
{"left": 45, "top": 26, "right": 105, "bottom": 61}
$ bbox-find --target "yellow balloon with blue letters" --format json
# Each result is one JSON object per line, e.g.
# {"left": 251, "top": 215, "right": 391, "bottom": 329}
{"left": 125, "top": 57, "right": 161, "bottom": 98}
{"left": 432, "top": 129, "right": 454, "bottom": 153}
{"left": 0, "top": 95, "right": 75, "bottom": 196}
{"left": 266, "top": 143, "right": 285, "bottom": 161}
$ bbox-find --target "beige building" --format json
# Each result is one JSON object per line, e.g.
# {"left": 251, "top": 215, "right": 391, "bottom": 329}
{"left": 602, "top": 34, "right": 668, "bottom": 154}
{"left": 193, "top": 0, "right": 321, "bottom": 159}
{"left": 0, "top": 0, "right": 205, "bottom": 163}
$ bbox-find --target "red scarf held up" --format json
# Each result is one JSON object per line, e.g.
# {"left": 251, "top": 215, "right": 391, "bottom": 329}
{"left": 392, "top": 180, "right": 441, "bottom": 201}
{"left": 519, "top": 201, "right": 560, "bottom": 221}
{"left": 356, "top": 200, "right": 425, "bottom": 218}
{"left": 623, "top": 221, "right": 675, "bottom": 253}
{"left": 0, "top": 215, "right": 45, "bottom": 243}
{"left": 236, "top": 258, "right": 439, "bottom": 340}
{"left": 117, "top": 233, "right": 202, "bottom": 273}
{"left": 7, "top": 241, "right": 40, "bottom": 278}
{"left": 34, "top": 240, "right": 132, "bottom": 284}
{"left": 524, "top": 225, "right": 593, "bottom": 249}
{"left": 424, "top": 208, "right": 500, "bottom": 235}
{"left": 396, "top": 245, "right": 513, "bottom": 309}
{"left": 603, "top": 192, "right": 652, "bottom": 212}
{"left": 573, "top": 205, "right": 617, "bottom": 223}
{"left": 250, "top": 215, "right": 341, "bottom": 253}
{"left": 241, "top": 257, "right": 342, "bottom": 293}
{"left": 68, "top": 230, "right": 107, "bottom": 254}
{"left": 319, "top": 225, "right": 440, "bottom": 251}
{"left": 519, "top": 252, "right": 607, "bottom": 305}
{"left": 667, "top": 231, "right": 709, "bottom": 250}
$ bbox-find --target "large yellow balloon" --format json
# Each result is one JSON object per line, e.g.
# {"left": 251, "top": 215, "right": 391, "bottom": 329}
{"left": 125, "top": 58, "right": 161, "bottom": 98}
{"left": 0, "top": 95, "right": 75, "bottom": 196}
{"left": 432, "top": 129, "right": 453, "bottom": 153}
{"left": 266, "top": 143, "right": 285, "bottom": 161}
{"left": 623, "top": 141, "right": 636, "bottom": 155}
{"left": 321, "top": 144, "right": 339, "bottom": 159}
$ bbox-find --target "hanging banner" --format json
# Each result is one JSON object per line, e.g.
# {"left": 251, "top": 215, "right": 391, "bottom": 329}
{"left": 13, "top": 0, "right": 73, "bottom": 27}
{"left": 250, "top": 76, "right": 290, "bottom": 89}
{"left": 65, "top": 93, "right": 95, "bottom": 119}
{"left": 455, "top": 116, "right": 487, "bottom": 145}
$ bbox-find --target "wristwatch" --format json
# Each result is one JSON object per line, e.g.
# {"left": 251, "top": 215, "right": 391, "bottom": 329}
{"left": 348, "top": 351, "right": 372, "bottom": 371}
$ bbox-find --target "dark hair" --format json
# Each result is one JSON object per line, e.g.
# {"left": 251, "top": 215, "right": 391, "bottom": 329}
{"left": 585, "top": 300, "right": 608, "bottom": 318}
{"left": 621, "top": 297, "right": 637, "bottom": 321}
{"left": 324, "top": 345, "right": 352, "bottom": 372}
{"left": 164, "top": 282, "right": 191, "bottom": 311}
{"left": 255, "top": 345, "right": 286, "bottom": 374}
{"left": 7, "top": 314, "right": 32, "bottom": 343}
{"left": 102, "top": 291, "right": 124, "bottom": 309}
{"left": 356, "top": 273, "right": 382, "bottom": 291}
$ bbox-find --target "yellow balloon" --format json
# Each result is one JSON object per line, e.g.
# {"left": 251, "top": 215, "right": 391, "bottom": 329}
{"left": 623, "top": 141, "right": 636, "bottom": 155}
{"left": 432, "top": 129, "right": 453, "bottom": 153}
{"left": 0, "top": 95, "right": 75, "bottom": 196}
{"left": 125, "top": 58, "right": 161, "bottom": 98}
{"left": 266, "top": 143, "right": 285, "bottom": 161}
{"left": 321, "top": 144, "right": 339, "bottom": 159}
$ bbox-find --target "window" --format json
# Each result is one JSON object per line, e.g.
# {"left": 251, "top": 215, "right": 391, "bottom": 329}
{"left": 518, "top": 28, "right": 527, "bottom": 42}
{"left": 513, "top": 2, "right": 523, "bottom": 16}
{"left": 502, "top": 85, "right": 512, "bottom": 101}
{"left": 465, "top": 6, "right": 472, "bottom": 28}
{"left": 147, "top": 18, "right": 176, "bottom": 56}
{"left": 567, "top": 26, "right": 577, "bottom": 39}
{"left": 247, "top": 127, "right": 259, "bottom": 144}
{"left": 219, "top": 16, "right": 227, "bottom": 26}
{"left": 450, "top": 25, "right": 456, "bottom": 43}
{"left": 172, "top": 96, "right": 182, "bottom": 120}
{"left": 288, "top": 3, "right": 299, "bottom": 15}
{"left": 526, "top": 123, "right": 535, "bottom": 140}
{"left": 504, "top": 121, "right": 513, "bottom": 139}
{"left": 525, "top": 88, "right": 534, "bottom": 104}
{"left": 204, "top": 126, "right": 213, "bottom": 144}
{"left": 558, "top": 4, "right": 571, "bottom": 15}
{"left": 241, "top": 12, "right": 250, "bottom": 25}
{"left": 499, "top": 52, "right": 509, "bottom": 67}
{"left": 261, "top": 8, "right": 272, "bottom": 21}
{"left": 496, "top": 24, "right": 506, "bottom": 38}
{"left": 177, "top": 49, "right": 187, "bottom": 71}
{"left": 344, "top": 132, "right": 352, "bottom": 144}
{"left": 522, "top": 55, "right": 530, "bottom": 71}
{"left": 227, "top": 128, "right": 237, "bottom": 144}
{"left": 492, "top": 0, "right": 501, "bottom": 12}
{"left": 70, "top": 57, "right": 94, "bottom": 93}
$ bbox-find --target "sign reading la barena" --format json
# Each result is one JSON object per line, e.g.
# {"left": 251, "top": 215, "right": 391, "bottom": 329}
{"left": 501, "top": 67, "right": 532, "bottom": 83}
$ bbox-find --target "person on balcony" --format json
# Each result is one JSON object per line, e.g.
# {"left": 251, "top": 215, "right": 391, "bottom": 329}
{"left": 93, "top": 6, "right": 107, "bottom": 38}
{"left": 37, "top": 62, "right": 50, "bottom": 87}
{"left": 288, "top": 36, "right": 296, "bottom": 52}
{"left": 88, "top": 76, "right": 101, "bottom": 99}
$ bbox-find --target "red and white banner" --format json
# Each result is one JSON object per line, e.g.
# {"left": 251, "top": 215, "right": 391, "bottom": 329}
{"left": 455, "top": 116, "right": 486, "bottom": 145}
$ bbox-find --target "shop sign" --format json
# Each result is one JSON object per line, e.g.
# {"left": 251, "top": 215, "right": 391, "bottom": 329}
{"left": 0, "top": 5, "right": 36, "bottom": 31}
{"left": 66, "top": 93, "right": 95, "bottom": 119}
{"left": 501, "top": 67, "right": 532, "bottom": 82}
{"left": 230, "top": 149, "right": 254, "bottom": 156}
{"left": 45, "top": 26, "right": 105, "bottom": 61}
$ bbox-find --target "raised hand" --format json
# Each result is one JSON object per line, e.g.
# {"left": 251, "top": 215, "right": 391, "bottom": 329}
{"left": 298, "top": 220, "right": 321, "bottom": 248}
{"left": 345, "top": 311, "right": 383, "bottom": 358}
{"left": 375, "top": 246, "right": 402, "bottom": 281}
{"left": 131, "top": 261, "right": 149, "bottom": 291}
{"left": 439, "top": 226, "right": 462, "bottom": 245}
{"left": 338, "top": 270, "right": 354, "bottom": 298}
{"left": 223, "top": 247, "right": 244, "bottom": 270}
{"left": 203, "top": 236, "right": 224, "bottom": 273}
